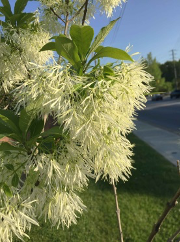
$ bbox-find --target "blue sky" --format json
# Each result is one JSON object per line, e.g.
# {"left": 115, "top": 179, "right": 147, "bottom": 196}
{"left": 9, "top": 0, "right": 180, "bottom": 63}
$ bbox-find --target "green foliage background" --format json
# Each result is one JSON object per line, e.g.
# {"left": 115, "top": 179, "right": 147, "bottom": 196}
{"left": 145, "top": 52, "right": 180, "bottom": 92}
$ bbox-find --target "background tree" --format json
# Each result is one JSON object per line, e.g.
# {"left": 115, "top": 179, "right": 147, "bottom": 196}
{"left": 160, "top": 60, "right": 180, "bottom": 89}
{"left": 145, "top": 52, "right": 172, "bottom": 92}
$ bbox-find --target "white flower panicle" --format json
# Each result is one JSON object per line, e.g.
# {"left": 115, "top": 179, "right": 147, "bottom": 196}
{"left": 14, "top": 59, "right": 153, "bottom": 183}
{"left": 40, "top": 10, "right": 64, "bottom": 34}
{"left": 0, "top": 27, "right": 53, "bottom": 92}
{"left": 0, "top": 195, "right": 38, "bottom": 242}
{"left": 0, "top": 150, "right": 89, "bottom": 239}
{"left": 45, "top": 191, "right": 86, "bottom": 228}
{"left": 98, "top": 0, "right": 126, "bottom": 17}
{"left": 40, "top": 0, "right": 61, "bottom": 7}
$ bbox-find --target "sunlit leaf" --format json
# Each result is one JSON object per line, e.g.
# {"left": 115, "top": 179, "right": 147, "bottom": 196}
{"left": 0, "top": 6, "right": 11, "bottom": 18}
{"left": 87, "top": 47, "right": 133, "bottom": 68}
{"left": 14, "top": 0, "right": 28, "bottom": 14}
{"left": 1, "top": 0, "right": 12, "bottom": 16}
{"left": 88, "top": 18, "right": 120, "bottom": 56}
{"left": 17, "top": 13, "right": 35, "bottom": 27}
{"left": 40, "top": 42, "right": 56, "bottom": 52}
{"left": 70, "top": 25, "right": 94, "bottom": 61}
{"left": 55, "top": 36, "right": 81, "bottom": 71}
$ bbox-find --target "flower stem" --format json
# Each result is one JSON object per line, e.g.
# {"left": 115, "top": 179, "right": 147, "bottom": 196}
{"left": 112, "top": 181, "right": 124, "bottom": 242}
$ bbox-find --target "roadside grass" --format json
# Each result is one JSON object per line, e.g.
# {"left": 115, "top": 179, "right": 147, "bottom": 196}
{"left": 15, "top": 133, "right": 180, "bottom": 242}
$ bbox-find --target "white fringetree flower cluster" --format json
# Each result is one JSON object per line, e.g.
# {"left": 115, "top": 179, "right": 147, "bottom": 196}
{"left": 0, "top": 0, "right": 153, "bottom": 241}
{"left": 15, "top": 61, "right": 152, "bottom": 181}
{"left": 0, "top": 28, "right": 52, "bottom": 92}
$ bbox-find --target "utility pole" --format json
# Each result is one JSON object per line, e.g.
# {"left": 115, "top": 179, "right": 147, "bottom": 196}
{"left": 170, "top": 49, "right": 178, "bottom": 89}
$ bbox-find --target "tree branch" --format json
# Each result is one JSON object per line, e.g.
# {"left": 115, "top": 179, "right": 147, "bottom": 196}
{"left": 69, "top": 1, "right": 87, "bottom": 22}
{"left": 64, "top": 13, "right": 69, "bottom": 36}
{"left": 112, "top": 181, "right": 124, "bottom": 242}
{"left": 147, "top": 187, "right": 180, "bottom": 242}
{"left": 167, "top": 227, "right": 180, "bottom": 242}
{"left": 50, "top": 7, "right": 65, "bottom": 24}
{"left": 82, "top": 0, "right": 88, "bottom": 25}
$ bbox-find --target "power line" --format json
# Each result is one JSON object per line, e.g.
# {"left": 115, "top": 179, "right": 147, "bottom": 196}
{"left": 118, "top": 1, "right": 127, "bottom": 27}
{"left": 111, "top": 1, "right": 127, "bottom": 44}
{"left": 170, "top": 49, "right": 178, "bottom": 88}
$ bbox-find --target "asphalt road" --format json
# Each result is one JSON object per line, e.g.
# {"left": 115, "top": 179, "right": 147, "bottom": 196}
{"left": 137, "top": 96, "right": 180, "bottom": 135}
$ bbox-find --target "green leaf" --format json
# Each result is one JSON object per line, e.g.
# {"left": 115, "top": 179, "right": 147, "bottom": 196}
{"left": 9, "top": 13, "right": 21, "bottom": 26}
{"left": 39, "top": 139, "right": 54, "bottom": 154}
{"left": 40, "top": 42, "right": 56, "bottom": 52}
{"left": 41, "top": 126, "right": 65, "bottom": 138}
{"left": 28, "top": 118, "right": 44, "bottom": 138}
{"left": 3, "top": 184, "right": 12, "bottom": 197}
{"left": 0, "top": 20, "right": 9, "bottom": 27}
{"left": 94, "top": 45, "right": 104, "bottom": 53}
{"left": 49, "top": 36, "right": 57, "bottom": 40}
{"left": 12, "top": 173, "right": 19, "bottom": 187}
{"left": 0, "top": 142, "right": 25, "bottom": 152}
{"left": 55, "top": 36, "right": 81, "bottom": 71}
{"left": 87, "top": 47, "right": 133, "bottom": 67}
{"left": 0, "top": 109, "right": 19, "bottom": 127}
{"left": 103, "top": 65, "right": 115, "bottom": 76}
{"left": 17, "top": 12, "right": 35, "bottom": 27}
{"left": 0, "top": 111, "right": 20, "bottom": 138}
{"left": 0, "top": 114, "right": 20, "bottom": 135}
{"left": 19, "top": 109, "right": 34, "bottom": 137}
{"left": 1, "top": 0, "right": 11, "bottom": 9}
{"left": 0, "top": 124, "right": 12, "bottom": 135}
{"left": 88, "top": 18, "right": 120, "bottom": 56}
{"left": 1, "top": 0, "right": 12, "bottom": 16}
{"left": 8, "top": 133, "right": 23, "bottom": 142}
{"left": 14, "top": 0, "right": 28, "bottom": 14}
{"left": 70, "top": 25, "right": 94, "bottom": 61}
{"left": 27, "top": 118, "right": 44, "bottom": 146}
{"left": 4, "top": 164, "right": 14, "bottom": 171}
{"left": 0, "top": 6, "right": 11, "bottom": 18}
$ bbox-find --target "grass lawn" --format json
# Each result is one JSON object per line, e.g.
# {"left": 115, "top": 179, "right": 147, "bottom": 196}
{"left": 15, "top": 133, "right": 180, "bottom": 242}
